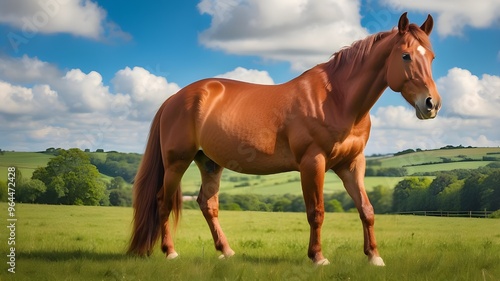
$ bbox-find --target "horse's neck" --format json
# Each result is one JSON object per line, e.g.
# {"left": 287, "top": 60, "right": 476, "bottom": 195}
{"left": 326, "top": 34, "right": 396, "bottom": 123}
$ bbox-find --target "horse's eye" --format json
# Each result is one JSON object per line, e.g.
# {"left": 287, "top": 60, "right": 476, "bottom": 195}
{"left": 402, "top": 53, "right": 411, "bottom": 61}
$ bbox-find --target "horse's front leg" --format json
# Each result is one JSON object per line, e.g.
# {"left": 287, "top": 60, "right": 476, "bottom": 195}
{"left": 335, "top": 154, "right": 385, "bottom": 266}
{"left": 300, "top": 152, "right": 329, "bottom": 265}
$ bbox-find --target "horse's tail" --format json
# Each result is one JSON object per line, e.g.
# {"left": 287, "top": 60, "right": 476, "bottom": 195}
{"left": 128, "top": 105, "right": 171, "bottom": 256}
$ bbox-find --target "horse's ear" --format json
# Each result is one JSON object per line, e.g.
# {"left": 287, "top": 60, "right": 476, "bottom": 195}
{"left": 420, "top": 14, "right": 434, "bottom": 35}
{"left": 398, "top": 12, "right": 409, "bottom": 35}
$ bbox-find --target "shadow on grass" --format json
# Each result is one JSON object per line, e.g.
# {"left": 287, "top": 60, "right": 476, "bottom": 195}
{"left": 20, "top": 250, "right": 137, "bottom": 262}
{"left": 22, "top": 249, "right": 314, "bottom": 266}
{"left": 239, "top": 253, "right": 307, "bottom": 265}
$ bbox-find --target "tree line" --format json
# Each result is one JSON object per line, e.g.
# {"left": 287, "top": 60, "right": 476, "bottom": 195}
{"left": 186, "top": 163, "right": 500, "bottom": 215}
{"left": 89, "top": 152, "right": 141, "bottom": 183}
{"left": 392, "top": 163, "right": 500, "bottom": 213}
{"left": 1, "top": 148, "right": 499, "bottom": 216}
{"left": 0, "top": 149, "right": 132, "bottom": 206}
{"left": 183, "top": 184, "right": 394, "bottom": 215}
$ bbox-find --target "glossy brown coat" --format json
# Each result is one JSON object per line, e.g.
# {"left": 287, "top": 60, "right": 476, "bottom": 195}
{"left": 128, "top": 13, "right": 441, "bottom": 265}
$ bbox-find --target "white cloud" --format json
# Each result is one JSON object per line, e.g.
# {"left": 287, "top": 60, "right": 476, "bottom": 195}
{"left": 29, "top": 126, "right": 70, "bottom": 140}
{"left": 0, "top": 56, "right": 181, "bottom": 152}
{"left": 215, "top": 67, "right": 274, "bottom": 84}
{"left": 198, "top": 0, "right": 368, "bottom": 71}
{"left": 0, "top": 0, "right": 130, "bottom": 43}
{"left": 464, "top": 135, "right": 499, "bottom": 148}
{"left": 380, "top": 0, "right": 500, "bottom": 36}
{"left": 437, "top": 68, "right": 500, "bottom": 119}
{"left": 112, "top": 67, "right": 181, "bottom": 120}
{"left": 0, "top": 81, "right": 66, "bottom": 116}
{"left": 0, "top": 55, "right": 61, "bottom": 84}
{"left": 59, "top": 69, "right": 117, "bottom": 113}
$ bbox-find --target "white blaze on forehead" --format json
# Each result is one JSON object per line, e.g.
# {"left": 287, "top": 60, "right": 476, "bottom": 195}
{"left": 417, "top": 45, "right": 426, "bottom": 56}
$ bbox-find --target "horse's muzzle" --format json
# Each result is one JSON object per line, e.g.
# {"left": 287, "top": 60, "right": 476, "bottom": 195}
{"left": 415, "top": 96, "right": 440, "bottom": 120}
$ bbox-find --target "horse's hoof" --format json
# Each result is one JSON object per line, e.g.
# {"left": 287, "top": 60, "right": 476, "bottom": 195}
{"left": 218, "top": 249, "right": 235, "bottom": 259}
{"left": 166, "top": 252, "right": 179, "bottom": 260}
{"left": 315, "top": 258, "right": 330, "bottom": 266}
{"left": 369, "top": 256, "right": 385, "bottom": 266}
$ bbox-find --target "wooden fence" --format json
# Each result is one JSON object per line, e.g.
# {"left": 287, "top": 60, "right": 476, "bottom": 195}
{"left": 395, "top": 210, "right": 494, "bottom": 218}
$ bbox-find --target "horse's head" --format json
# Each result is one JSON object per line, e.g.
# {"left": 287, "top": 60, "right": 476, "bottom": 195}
{"left": 387, "top": 13, "right": 441, "bottom": 120}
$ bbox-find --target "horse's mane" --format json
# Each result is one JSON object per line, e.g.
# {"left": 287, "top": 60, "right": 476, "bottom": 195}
{"left": 326, "top": 24, "right": 432, "bottom": 74}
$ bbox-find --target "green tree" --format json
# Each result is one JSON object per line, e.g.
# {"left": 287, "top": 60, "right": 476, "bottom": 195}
{"left": 221, "top": 202, "right": 242, "bottom": 211}
{"left": 273, "top": 198, "right": 292, "bottom": 212}
{"left": 106, "top": 176, "right": 131, "bottom": 206}
{"left": 479, "top": 170, "right": 500, "bottom": 211}
{"left": 392, "top": 177, "right": 431, "bottom": 212}
{"left": 107, "top": 176, "right": 127, "bottom": 190}
{"left": 427, "top": 173, "right": 458, "bottom": 210}
{"left": 17, "top": 179, "right": 46, "bottom": 203}
{"left": 91, "top": 152, "right": 141, "bottom": 182}
{"left": 109, "top": 189, "right": 132, "bottom": 206}
{"left": 365, "top": 167, "right": 376, "bottom": 176}
{"left": 0, "top": 180, "right": 7, "bottom": 202}
{"left": 38, "top": 175, "right": 66, "bottom": 204}
{"left": 325, "top": 192, "right": 355, "bottom": 211}
{"left": 233, "top": 194, "right": 262, "bottom": 211}
{"left": 367, "top": 185, "right": 393, "bottom": 213}
{"left": 32, "top": 148, "right": 106, "bottom": 205}
{"left": 460, "top": 173, "right": 485, "bottom": 211}
{"left": 438, "top": 180, "right": 464, "bottom": 211}
{"left": 289, "top": 196, "right": 306, "bottom": 212}
{"left": 325, "top": 199, "right": 344, "bottom": 212}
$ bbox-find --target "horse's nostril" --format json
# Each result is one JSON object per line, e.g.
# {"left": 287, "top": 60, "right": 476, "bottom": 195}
{"left": 425, "top": 97, "right": 434, "bottom": 111}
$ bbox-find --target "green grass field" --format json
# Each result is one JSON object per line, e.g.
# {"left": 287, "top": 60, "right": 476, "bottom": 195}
{"left": 1, "top": 203, "right": 499, "bottom": 280}
{"left": 376, "top": 147, "right": 500, "bottom": 169}
{"left": 0, "top": 152, "right": 53, "bottom": 180}
{"left": 404, "top": 161, "right": 497, "bottom": 175}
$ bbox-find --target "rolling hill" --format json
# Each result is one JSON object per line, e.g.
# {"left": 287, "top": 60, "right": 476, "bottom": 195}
{"left": 1, "top": 147, "right": 499, "bottom": 195}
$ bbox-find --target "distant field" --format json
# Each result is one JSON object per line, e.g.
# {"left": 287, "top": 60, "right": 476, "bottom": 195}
{"left": 0, "top": 152, "right": 53, "bottom": 180}
{"left": 1, "top": 203, "right": 498, "bottom": 280}
{"left": 404, "top": 161, "right": 497, "bottom": 175}
{"left": 181, "top": 165, "right": 406, "bottom": 195}
{"left": 1, "top": 147, "right": 499, "bottom": 195}
{"left": 376, "top": 147, "right": 500, "bottom": 169}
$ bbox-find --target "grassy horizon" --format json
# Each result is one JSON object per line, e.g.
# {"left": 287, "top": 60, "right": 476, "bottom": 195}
{"left": 1, "top": 203, "right": 499, "bottom": 280}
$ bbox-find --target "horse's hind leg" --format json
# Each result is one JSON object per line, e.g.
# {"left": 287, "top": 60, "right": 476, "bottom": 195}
{"left": 194, "top": 151, "right": 235, "bottom": 258}
{"left": 158, "top": 158, "right": 193, "bottom": 259}
{"left": 300, "top": 152, "right": 329, "bottom": 265}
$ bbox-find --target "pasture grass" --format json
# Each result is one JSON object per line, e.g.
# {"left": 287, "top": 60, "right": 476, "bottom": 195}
{"left": 378, "top": 147, "right": 500, "bottom": 169}
{"left": 404, "top": 161, "right": 497, "bottom": 175}
{"left": 0, "top": 152, "right": 53, "bottom": 179}
{"left": 1, "top": 203, "right": 499, "bottom": 280}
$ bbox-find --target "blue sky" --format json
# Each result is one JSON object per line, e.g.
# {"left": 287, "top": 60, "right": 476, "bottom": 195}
{"left": 0, "top": 0, "right": 499, "bottom": 155}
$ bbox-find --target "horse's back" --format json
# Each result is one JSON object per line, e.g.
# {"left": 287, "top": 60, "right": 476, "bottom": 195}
{"left": 159, "top": 78, "right": 299, "bottom": 174}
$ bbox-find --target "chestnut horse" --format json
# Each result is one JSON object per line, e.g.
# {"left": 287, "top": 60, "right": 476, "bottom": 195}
{"left": 128, "top": 13, "right": 441, "bottom": 266}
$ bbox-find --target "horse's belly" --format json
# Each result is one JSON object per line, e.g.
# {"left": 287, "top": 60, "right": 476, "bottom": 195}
{"left": 199, "top": 139, "right": 298, "bottom": 175}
